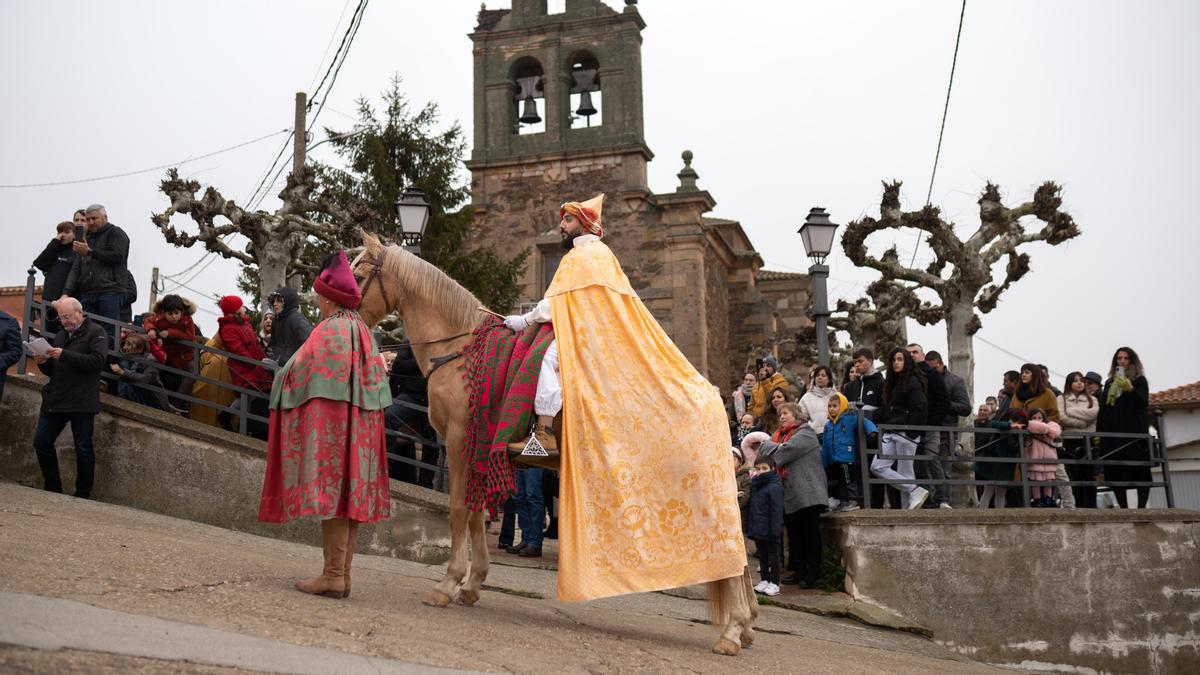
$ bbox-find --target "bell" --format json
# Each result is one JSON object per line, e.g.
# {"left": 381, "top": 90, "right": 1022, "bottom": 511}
{"left": 519, "top": 95, "right": 541, "bottom": 125}
{"left": 575, "top": 90, "right": 597, "bottom": 117}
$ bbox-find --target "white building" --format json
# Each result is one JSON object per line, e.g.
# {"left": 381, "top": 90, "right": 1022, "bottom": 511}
{"left": 1149, "top": 381, "right": 1200, "bottom": 509}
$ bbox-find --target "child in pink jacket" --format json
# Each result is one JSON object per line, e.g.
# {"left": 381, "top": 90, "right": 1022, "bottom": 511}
{"left": 1024, "top": 408, "right": 1062, "bottom": 507}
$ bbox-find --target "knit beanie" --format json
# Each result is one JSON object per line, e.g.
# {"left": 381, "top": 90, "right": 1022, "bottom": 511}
{"left": 218, "top": 295, "right": 243, "bottom": 315}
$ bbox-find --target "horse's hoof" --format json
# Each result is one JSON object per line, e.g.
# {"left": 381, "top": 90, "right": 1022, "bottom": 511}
{"left": 459, "top": 589, "right": 479, "bottom": 606}
{"left": 739, "top": 628, "right": 755, "bottom": 648}
{"left": 422, "top": 589, "right": 452, "bottom": 608}
{"left": 712, "top": 637, "right": 740, "bottom": 656}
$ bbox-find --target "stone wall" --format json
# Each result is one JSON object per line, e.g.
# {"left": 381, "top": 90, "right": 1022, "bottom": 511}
{"left": 824, "top": 509, "right": 1200, "bottom": 673}
{"left": 0, "top": 376, "right": 451, "bottom": 564}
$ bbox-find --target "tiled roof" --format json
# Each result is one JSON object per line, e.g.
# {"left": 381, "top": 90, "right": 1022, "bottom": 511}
{"left": 756, "top": 269, "right": 807, "bottom": 281}
{"left": 1150, "top": 380, "right": 1200, "bottom": 409}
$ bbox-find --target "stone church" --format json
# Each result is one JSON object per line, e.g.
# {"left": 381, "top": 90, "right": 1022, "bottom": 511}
{"left": 465, "top": 0, "right": 810, "bottom": 390}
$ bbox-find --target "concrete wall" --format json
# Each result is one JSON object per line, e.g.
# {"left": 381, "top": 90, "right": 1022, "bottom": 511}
{"left": 824, "top": 509, "right": 1200, "bottom": 674}
{"left": 0, "top": 376, "right": 452, "bottom": 564}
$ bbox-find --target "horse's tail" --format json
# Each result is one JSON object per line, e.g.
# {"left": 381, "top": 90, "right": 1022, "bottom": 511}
{"left": 706, "top": 578, "right": 733, "bottom": 627}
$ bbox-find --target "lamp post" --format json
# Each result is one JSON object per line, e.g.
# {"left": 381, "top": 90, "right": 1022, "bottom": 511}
{"left": 798, "top": 207, "right": 840, "bottom": 368}
{"left": 394, "top": 186, "right": 431, "bottom": 254}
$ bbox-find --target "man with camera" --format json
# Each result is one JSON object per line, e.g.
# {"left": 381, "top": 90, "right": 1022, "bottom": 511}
{"left": 63, "top": 204, "right": 129, "bottom": 350}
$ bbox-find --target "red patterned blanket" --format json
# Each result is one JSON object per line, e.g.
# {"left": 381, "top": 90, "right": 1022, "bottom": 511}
{"left": 462, "top": 316, "right": 555, "bottom": 511}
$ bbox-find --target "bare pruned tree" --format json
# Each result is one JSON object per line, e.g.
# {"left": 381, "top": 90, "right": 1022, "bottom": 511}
{"left": 841, "top": 180, "right": 1080, "bottom": 395}
{"left": 152, "top": 166, "right": 381, "bottom": 308}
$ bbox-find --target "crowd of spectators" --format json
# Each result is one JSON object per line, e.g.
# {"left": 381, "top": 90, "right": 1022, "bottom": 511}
{"left": 12, "top": 208, "right": 444, "bottom": 498}
{"left": 728, "top": 343, "right": 1159, "bottom": 594}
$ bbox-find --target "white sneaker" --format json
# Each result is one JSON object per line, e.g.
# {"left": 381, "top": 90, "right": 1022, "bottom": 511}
{"left": 763, "top": 583, "right": 780, "bottom": 597}
{"left": 754, "top": 580, "right": 769, "bottom": 593}
{"left": 908, "top": 487, "right": 930, "bottom": 510}
{"left": 839, "top": 501, "right": 860, "bottom": 512}
{"left": 938, "top": 502, "right": 953, "bottom": 509}
{"left": 827, "top": 497, "right": 842, "bottom": 511}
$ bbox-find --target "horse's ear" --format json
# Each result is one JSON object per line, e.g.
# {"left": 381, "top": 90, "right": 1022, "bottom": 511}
{"left": 359, "top": 227, "right": 381, "bottom": 250}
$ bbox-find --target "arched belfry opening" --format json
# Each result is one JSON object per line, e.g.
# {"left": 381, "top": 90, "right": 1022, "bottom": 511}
{"left": 512, "top": 57, "right": 546, "bottom": 135}
{"left": 568, "top": 52, "right": 602, "bottom": 129}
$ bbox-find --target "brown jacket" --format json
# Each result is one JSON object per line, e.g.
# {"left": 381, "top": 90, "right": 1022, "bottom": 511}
{"left": 1013, "top": 387, "right": 1060, "bottom": 422}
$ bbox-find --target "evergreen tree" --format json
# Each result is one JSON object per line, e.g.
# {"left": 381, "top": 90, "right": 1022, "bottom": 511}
{"left": 240, "top": 76, "right": 528, "bottom": 312}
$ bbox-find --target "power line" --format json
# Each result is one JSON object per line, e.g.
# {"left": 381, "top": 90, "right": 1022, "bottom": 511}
{"left": 308, "top": 0, "right": 356, "bottom": 94}
{"left": 305, "top": 0, "right": 369, "bottom": 137}
{"left": 246, "top": 0, "right": 369, "bottom": 211}
{"left": 910, "top": 0, "right": 968, "bottom": 267}
{"left": 0, "top": 129, "right": 289, "bottom": 189}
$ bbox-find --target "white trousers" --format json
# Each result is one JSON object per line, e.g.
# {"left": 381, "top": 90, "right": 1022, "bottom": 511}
{"left": 871, "top": 433, "right": 919, "bottom": 507}
{"left": 533, "top": 339, "right": 562, "bottom": 417}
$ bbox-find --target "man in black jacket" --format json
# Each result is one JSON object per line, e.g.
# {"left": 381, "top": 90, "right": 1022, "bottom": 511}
{"left": 31, "top": 297, "right": 108, "bottom": 498}
{"left": 64, "top": 204, "right": 129, "bottom": 351}
{"left": 926, "top": 350, "right": 972, "bottom": 507}
{"left": 0, "top": 309, "right": 22, "bottom": 401}
{"left": 907, "top": 344, "right": 951, "bottom": 508}
{"left": 266, "top": 287, "right": 312, "bottom": 365}
{"left": 842, "top": 348, "right": 894, "bottom": 508}
{"left": 383, "top": 345, "right": 432, "bottom": 486}
{"left": 32, "top": 221, "right": 79, "bottom": 333}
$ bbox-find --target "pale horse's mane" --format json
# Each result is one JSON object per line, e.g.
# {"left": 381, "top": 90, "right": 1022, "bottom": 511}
{"left": 379, "top": 243, "right": 481, "bottom": 333}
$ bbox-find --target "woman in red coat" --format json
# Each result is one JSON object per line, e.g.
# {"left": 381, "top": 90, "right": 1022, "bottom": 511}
{"left": 216, "top": 295, "right": 273, "bottom": 438}
{"left": 258, "top": 251, "right": 391, "bottom": 599}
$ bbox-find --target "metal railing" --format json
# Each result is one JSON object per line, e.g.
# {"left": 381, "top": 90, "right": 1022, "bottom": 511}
{"left": 18, "top": 268, "right": 446, "bottom": 491}
{"left": 851, "top": 407, "right": 1175, "bottom": 508}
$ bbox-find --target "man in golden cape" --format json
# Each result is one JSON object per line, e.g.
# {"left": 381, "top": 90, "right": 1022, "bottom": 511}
{"left": 503, "top": 194, "right": 746, "bottom": 602}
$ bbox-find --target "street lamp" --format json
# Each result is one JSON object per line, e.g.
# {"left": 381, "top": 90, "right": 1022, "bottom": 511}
{"left": 798, "top": 207, "right": 840, "bottom": 367}
{"left": 394, "top": 186, "right": 431, "bottom": 253}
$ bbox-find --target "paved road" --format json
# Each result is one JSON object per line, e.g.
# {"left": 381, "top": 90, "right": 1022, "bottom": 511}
{"left": 0, "top": 482, "right": 1010, "bottom": 674}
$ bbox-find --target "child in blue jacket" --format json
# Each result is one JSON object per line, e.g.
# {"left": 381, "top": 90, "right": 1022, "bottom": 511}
{"left": 822, "top": 392, "right": 877, "bottom": 512}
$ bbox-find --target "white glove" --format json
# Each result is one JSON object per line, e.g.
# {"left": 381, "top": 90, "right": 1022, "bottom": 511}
{"left": 503, "top": 314, "right": 529, "bottom": 332}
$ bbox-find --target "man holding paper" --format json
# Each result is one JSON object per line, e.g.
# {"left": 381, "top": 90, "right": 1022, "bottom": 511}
{"left": 31, "top": 297, "right": 107, "bottom": 498}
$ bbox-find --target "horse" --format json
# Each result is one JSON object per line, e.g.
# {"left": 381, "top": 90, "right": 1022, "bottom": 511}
{"left": 351, "top": 230, "right": 758, "bottom": 655}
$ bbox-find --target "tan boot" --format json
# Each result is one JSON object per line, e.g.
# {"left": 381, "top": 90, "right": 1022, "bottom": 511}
{"left": 295, "top": 518, "right": 348, "bottom": 598}
{"left": 342, "top": 520, "right": 359, "bottom": 599}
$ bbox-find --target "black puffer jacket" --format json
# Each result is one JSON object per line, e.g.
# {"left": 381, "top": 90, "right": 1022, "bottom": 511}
{"left": 881, "top": 373, "right": 929, "bottom": 441}
{"left": 32, "top": 240, "right": 77, "bottom": 300}
{"left": 267, "top": 288, "right": 312, "bottom": 365}
{"left": 916, "top": 361, "right": 949, "bottom": 426}
{"left": 64, "top": 223, "right": 130, "bottom": 295}
{"left": 37, "top": 317, "right": 108, "bottom": 413}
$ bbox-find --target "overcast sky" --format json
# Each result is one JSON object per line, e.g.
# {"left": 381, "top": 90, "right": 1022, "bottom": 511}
{"left": 2, "top": 0, "right": 1197, "bottom": 402}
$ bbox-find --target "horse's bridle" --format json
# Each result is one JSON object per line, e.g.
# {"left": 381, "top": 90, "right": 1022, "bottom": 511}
{"left": 353, "top": 245, "right": 475, "bottom": 376}
{"left": 353, "top": 248, "right": 391, "bottom": 315}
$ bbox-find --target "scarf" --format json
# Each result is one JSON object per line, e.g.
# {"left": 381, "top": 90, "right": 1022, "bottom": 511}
{"left": 809, "top": 384, "right": 835, "bottom": 399}
{"left": 772, "top": 422, "right": 801, "bottom": 444}
{"left": 740, "top": 383, "right": 754, "bottom": 398}
{"left": 1017, "top": 384, "right": 1042, "bottom": 402}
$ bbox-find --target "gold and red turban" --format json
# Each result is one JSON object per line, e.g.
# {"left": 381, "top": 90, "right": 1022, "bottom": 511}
{"left": 559, "top": 193, "right": 605, "bottom": 237}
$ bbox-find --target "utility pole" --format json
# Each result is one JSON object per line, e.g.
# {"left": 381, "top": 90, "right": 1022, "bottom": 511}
{"left": 293, "top": 92, "right": 307, "bottom": 175}
{"left": 147, "top": 266, "right": 159, "bottom": 312}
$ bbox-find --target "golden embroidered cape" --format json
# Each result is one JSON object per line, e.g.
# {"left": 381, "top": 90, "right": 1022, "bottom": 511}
{"left": 547, "top": 238, "right": 746, "bottom": 601}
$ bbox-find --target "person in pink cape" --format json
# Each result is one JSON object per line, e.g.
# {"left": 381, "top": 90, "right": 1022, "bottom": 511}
{"left": 258, "top": 251, "right": 392, "bottom": 599}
